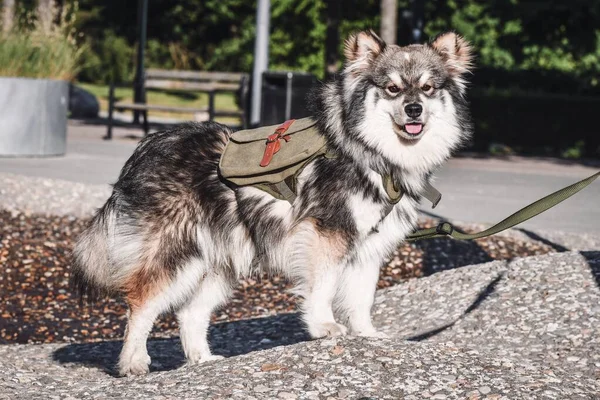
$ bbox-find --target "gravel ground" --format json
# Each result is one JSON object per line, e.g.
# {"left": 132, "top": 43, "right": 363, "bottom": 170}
{"left": 0, "top": 209, "right": 555, "bottom": 345}
{"left": 0, "top": 173, "right": 110, "bottom": 218}
{"left": 0, "top": 251, "right": 598, "bottom": 399}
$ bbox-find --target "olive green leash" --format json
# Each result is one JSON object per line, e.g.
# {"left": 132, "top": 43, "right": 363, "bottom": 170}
{"left": 407, "top": 170, "right": 600, "bottom": 241}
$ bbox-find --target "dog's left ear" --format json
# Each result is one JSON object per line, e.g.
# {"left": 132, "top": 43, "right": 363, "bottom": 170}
{"left": 430, "top": 31, "right": 473, "bottom": 76}
{"left": 344, "top": 30, "right": 386, "bottom": 73}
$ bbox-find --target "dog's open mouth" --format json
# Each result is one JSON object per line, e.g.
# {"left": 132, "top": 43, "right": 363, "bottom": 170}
{"left": 403, "top": 123, "right": 423, "bottom": 136}
{"left": 392, "top": 119, "right": 425, "bottom": 141}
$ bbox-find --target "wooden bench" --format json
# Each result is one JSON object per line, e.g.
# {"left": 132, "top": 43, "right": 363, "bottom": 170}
{"left": 105, "top": 69, "right": 250, "bottom": 139}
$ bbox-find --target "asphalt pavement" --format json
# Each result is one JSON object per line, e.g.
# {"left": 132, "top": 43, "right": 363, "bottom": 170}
{"left": 431, "top": 156, "right": 599, "bottom": 234}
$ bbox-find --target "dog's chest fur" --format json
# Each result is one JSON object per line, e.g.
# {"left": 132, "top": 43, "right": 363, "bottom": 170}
{"left": 236, "top": 155, "right": 422, "bottom": 273}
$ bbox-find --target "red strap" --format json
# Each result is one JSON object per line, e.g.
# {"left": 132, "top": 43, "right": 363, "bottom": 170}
{"left": 260, "top": 119, "right": 295, "bottom": 167}
{"left": 274, "top": 119, "right": 295, "bottom": 134}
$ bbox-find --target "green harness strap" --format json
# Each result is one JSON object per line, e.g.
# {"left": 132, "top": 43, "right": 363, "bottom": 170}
{"left": 407, "top": 170, "right": 600, "bottom": 241}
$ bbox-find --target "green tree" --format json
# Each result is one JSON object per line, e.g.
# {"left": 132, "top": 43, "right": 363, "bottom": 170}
{"left": 72, "top": 0, "right": 600, "bottom": 91}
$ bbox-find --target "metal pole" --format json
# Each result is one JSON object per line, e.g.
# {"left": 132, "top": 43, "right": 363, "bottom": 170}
{"left": 380, "top": 0, "right": 398, "bottom": 45}
{"left": 250, "top": 0, "right": 271, "bottom": 127}
{"left": 133, "top": 0, "right": 148, "bottom": 123}
{"left": 324, "top": 0, "right": 341, "bottom": 79}
{"left": 411, "top": 0, "right": 424, "bottom": 43}
{"left": 285, "top": 72, "right": 293, "bottom": 120}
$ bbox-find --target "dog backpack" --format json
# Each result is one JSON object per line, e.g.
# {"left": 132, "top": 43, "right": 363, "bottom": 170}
{"left": 219, "top": 118, "right": 442, "bottom": 206}
{"left": 219, "top": 118, "right": 328, "bottom": 202}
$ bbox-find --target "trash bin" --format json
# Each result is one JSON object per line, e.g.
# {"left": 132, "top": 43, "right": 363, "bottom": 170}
{"left": 260, "top": 71, "right": 318, "bottom": 126}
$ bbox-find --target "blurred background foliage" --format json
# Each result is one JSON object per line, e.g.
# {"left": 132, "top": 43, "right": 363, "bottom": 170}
{"left": 4, "top": 0, "right": 600, "bottom": 95}
{"left": 66, "top": 0, "right": 600, "bottom": 95}
{"left": 2, "top": 0, "right": 599, "bottom": 157}
{"left": 72, "top": 0, "right": 600, "bottom": 156}
{"left": 0, "top": 0, "right": 82, "bottom": 80}
{"left": 72, "top": 0, "right": 383, "bottom": 84}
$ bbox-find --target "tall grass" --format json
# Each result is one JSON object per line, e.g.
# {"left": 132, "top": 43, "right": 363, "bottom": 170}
{"left": 0, "top": 1, "right": 83, "bottom": 81}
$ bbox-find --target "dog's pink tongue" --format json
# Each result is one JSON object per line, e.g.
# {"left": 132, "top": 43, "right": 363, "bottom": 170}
{"left": 405, "top": 123, "right": 423, "bottom": 135}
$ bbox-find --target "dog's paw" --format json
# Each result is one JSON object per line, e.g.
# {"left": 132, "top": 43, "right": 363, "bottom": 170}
{"left": 187, "top": 353, "right": 225, "bottom": 365}
{"left": 118, "top": 352, "right": 151, "bottom": 376}
{"left": 308, "top": 322, "right": 348, "bottom": 338}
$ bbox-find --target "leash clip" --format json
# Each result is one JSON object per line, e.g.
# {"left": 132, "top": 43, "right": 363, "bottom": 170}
{"left": 436, "top": 222, "right": 454, "bottom": 236}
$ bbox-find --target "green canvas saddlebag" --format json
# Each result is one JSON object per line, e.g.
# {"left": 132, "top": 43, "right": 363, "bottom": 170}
{"left": 219, "top": 118, "right": 328, "bottom": 202}
{"left": 219, "top": 117, "right": 442, "bottom": 206}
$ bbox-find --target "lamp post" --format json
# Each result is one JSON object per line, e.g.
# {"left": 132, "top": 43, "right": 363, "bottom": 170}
{"left": 250, "top": 0, "right": 271, "bottom": 127}
{"left": 411, "top": 0, "right": 424, "bottom": 43}
{"left": 381, "top": 0, "right": 398, "bottom": 45}
{"left": 133, "top": 0, "right": 148, "bottom": 124}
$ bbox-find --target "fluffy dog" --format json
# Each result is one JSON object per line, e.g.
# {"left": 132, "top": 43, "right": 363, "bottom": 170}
{"left": 72, "top": 30, "right": 473, "bottom": 375}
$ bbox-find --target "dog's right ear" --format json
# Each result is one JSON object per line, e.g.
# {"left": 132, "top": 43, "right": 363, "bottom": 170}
{"left": 430, "top": 31, "right": 473, "bottom": 77}
{"left": 344, "top": 30, "right": 386, "bottom": 73}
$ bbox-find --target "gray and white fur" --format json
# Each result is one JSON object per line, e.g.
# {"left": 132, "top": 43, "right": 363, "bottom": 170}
{"left": 72, "top": 31, "right": 474, "bottom": 376}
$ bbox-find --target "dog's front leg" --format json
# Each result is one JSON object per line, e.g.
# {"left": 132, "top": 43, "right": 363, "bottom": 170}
{"left": 336, "top": 259, "right": 388, "bottom": 338}
{"left": 302, "top": 264, "right": 348, "bottom": 338}
{"left": 288, "top": 218, "right": 349, "bottom": 338}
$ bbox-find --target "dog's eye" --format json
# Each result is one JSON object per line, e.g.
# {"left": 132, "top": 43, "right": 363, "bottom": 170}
{"left": 386, "top": 84, "right": 401, "bottom": 94}
{"left": 421, "top": 84, "right": 433, "bottom": 92}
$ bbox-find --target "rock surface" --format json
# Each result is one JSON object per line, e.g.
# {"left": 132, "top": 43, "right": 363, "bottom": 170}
{"left": 69, "top": 84, "right": 100, "bottom": 119}
{"left": 1, "top": 251, "right": 598, "bottom": 399}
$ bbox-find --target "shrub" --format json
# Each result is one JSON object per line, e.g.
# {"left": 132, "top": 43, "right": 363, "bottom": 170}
{"left": 0, "top": 1, "right": 83, "bottom": 81}
{"left": 78, "top": 31, "right": 134, "bottom": 84}
{"left": 561, "top": 141, "right": 586, "bottom": 160}
{"left": 469, "top": 89, "right": 600, "bottom": 158}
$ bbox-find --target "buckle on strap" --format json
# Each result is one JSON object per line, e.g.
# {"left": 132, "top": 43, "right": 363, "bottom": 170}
{"left": 423, "top": 183, "right": 442, "bottom": 209}
{"left": 260, "top": 119, "right": 295, "bottom": 167}
{"left": 436, "top": 222, "right": 454, "bottom": 236}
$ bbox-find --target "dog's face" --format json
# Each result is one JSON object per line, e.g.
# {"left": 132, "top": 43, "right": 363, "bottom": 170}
{"left": 342, "top": 31, "right": 473, "bottom": 171}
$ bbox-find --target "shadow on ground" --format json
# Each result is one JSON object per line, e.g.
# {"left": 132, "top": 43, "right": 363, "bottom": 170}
{"left": 51, "top": 222, "right": 600, "bottom": 376}
{"left": 581, "top": 251, "right": 600, "bottom": 289}
{"left": 517, "top": 228, "right": 570, "bottom": 252}
{"left": 52, "top": 313, "right": 309, "bottom": 376}
{"left": 406, "top": 272, "right": 505, "bottom": 341}
{"left": 519, "top": 229, "right": 600, "bottom": 289}
{"left": 53, "top": 270, "right": 512, "bottom": 375}
{"left": 415, "top": 237, "right": 493, "bottom": 276}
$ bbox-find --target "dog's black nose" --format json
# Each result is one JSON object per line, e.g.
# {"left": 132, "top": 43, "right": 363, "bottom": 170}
{"left": 404, "top": 103, "right": 423, "bottom": 118}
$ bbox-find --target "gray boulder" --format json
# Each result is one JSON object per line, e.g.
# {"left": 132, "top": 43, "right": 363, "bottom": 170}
{"left": 0, "top": 251, "right": 598, "bottom": 399}
{"left": 69, "top": 84, "right": 99, "bottom": 119}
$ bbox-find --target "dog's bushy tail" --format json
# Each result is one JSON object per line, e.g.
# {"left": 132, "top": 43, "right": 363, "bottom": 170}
{"left": 71, "top": 200, "right": 117, "bottom": 303}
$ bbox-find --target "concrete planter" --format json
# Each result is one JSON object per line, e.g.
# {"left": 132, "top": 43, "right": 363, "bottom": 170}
{"left": 0, "top": 77, "right": 69, "bottom": 157}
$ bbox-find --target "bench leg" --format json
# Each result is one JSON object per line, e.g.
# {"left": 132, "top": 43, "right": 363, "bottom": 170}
{"left": 208, "top": 91, "right": 215, "bottom": 122}
{"left": 240, "top": 75, "right": 249, "bottom": 129}
{"left": 105, "top": 84, "right": 115, "bottom": 140}
{"left": 143, "top": 110, "right": 149, "bottom": 136}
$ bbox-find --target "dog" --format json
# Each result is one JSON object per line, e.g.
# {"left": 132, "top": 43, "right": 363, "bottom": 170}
{"left": 72, "top": 30, "right": 473, "bottom": 376}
